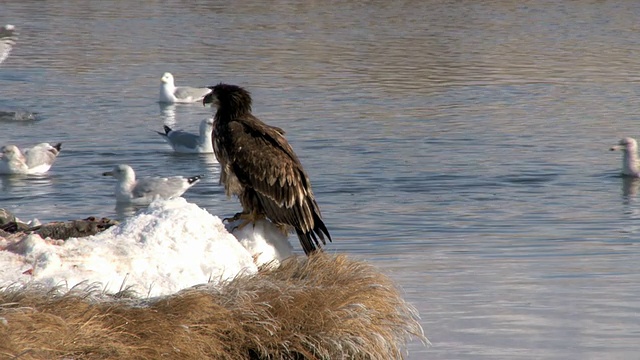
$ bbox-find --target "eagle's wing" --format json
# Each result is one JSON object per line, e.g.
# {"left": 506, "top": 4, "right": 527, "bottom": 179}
{"left": 228, "top": 115, "right": 330, "bottom": 253}
{"left": 229, "top": 116, "right": 306, "bottom": 206}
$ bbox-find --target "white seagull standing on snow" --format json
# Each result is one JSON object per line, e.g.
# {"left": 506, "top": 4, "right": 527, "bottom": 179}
{"left": 0, "top": 24, "right": 16, "bottom": 65}
{"left": 102, "top": 164, "right": 203, "bottom": 204}
{"left": 157, "top": 118, "right": 214, "bottom": 153}
{"left": 158, "top": 72, "right": 212, "bottom": 104}
{"left": 0, "top": 142, "right": 62, "bottom": 175}
{"left": 611, "top": 137, "right": 640, "bottom": 177}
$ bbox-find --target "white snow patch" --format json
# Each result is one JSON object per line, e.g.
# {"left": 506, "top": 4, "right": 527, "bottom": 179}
{"left": 231, "top": 219, "right": 294, "bottom": 267}
{"left": 0, "top": 198, "right": 296, "bottom": 297}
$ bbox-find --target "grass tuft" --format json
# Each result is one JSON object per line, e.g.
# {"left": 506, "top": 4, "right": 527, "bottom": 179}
{"left": 0, "top": 253, "right": 428, "bottom": 359}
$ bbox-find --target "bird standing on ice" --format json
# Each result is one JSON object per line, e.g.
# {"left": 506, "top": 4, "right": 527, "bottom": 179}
{"left": 102, "top": 164, "right": 203, "bottom": 204}
{"left": 203, "top": 83, "right": 331, "bottom": 255}
{"left": 158, "top": 72, "right": 212, "bottom": 104}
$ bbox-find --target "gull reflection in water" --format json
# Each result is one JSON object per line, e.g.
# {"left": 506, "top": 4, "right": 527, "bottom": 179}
{"left": 0, "top": 174, "right": 53, "bottom": 192}
{"left": 158, "top": 103, "right": 177, "bottom": 127}
{"left": 621, "top": 177, "right": 640, "bottom": 203}
{"left": 114, "top": 203, "right": 145, "bottom": 220}
{"left": 198, "top": 152, "right": 219, "bottom": 168}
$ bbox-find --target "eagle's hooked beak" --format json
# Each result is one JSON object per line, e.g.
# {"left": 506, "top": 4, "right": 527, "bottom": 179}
{"left": 203, "top": 92, "right": 213, "bottom": 107}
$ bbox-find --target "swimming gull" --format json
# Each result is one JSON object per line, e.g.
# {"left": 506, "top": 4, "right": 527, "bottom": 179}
{"left": 0, "top": 109, "right": 38, "bottom": 122}
{"left": 0, "top": 24, "right": 16, "bottom": 65}
{"left": 610, "top": 137, "right": 640, "bottom": 177}
{"left": 0, "top": 143, "right": 62, "bottom": 175}
{"left": 159, "top": 72, "right": 212, "bottom": 104}
{"left": 102, "top": 164, "right": 203, "bottom": 204}
{"left": 157, "top": 117, "right": 214, "bottom": 153}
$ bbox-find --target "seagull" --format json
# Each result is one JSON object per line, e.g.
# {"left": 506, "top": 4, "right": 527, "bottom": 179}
{"left": 0, "top": 109, "right": 38, "bottom": 122}
{"left": 102, "top": 164, "right": 203, "bottom": 204}
{"left": 157, "top": 118, "right": 214, "bottom": 153}
{"left": 0, "top": 143, "right": 62, "bottom": 175}
{"left": 158, "top": 72, "right": 212, "bottom": 104}
{"left": 611, "top": 137, "right": 640, "bottom": 177}
{"left": 0, "top": 24, "right": 16, "bottom": 65}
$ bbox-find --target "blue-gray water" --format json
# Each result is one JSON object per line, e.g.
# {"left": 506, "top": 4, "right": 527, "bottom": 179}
{"left": 2, "top": 1, "right": 640, "bottom": 359}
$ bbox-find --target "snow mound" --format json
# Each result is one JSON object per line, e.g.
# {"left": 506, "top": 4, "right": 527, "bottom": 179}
{"left": 0, "top": 198, "right": 294, "bottom": 297}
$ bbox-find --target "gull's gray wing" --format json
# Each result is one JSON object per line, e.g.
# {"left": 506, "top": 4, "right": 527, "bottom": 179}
{"left": 173, "top": 86, "right": 212, "bottom": 102}
{"left": 131, "top": 176, "right": 191, "bottom": 199}
{"left": 24, "top": 143, "right": 61, "bottom": 168}
{"left": 166, "top": 129, "right": 200, "bottom": 150}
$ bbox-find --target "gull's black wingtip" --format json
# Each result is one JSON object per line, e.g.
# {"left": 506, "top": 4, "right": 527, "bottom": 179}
{"left": 187, "top": 174, "right": 204, "bottom": 184}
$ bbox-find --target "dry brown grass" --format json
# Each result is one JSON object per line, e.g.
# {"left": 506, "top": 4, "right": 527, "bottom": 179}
{"left": 0, "top": 253, "right": 427, "bottom": 360}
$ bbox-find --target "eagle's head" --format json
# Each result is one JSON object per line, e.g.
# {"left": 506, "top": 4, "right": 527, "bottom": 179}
{"left": 203, "top": 83, "right": 252, "bottom": 115}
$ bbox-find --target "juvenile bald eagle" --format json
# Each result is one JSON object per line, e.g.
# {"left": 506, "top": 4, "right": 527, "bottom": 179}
{"left": 203, "top": 84, "right": 331, "bottom": 255}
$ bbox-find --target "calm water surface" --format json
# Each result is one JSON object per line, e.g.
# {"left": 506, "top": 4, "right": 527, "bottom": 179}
{"left": 2, "top": 1, "right": 640, "bottom": 359}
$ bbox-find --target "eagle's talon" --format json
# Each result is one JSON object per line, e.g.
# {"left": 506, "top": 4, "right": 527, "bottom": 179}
{"left": 223, "top": 212, "right": 245, "bottom": 223}
{"left": 232, "top": 220, "right": 251, "bottom": 231}
{"left": 225, "top": 211, "right": 261, "bottom": 231}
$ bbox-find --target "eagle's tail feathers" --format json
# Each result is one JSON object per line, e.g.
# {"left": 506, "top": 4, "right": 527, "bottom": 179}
{"left": 296, "top": 228, "right": 317, "bottom": 256}
{"left": 314, "top": 214, "right": 331, "bottom": 243}
{"left": 295, "top": 212, "right": 332, "bottom": 256}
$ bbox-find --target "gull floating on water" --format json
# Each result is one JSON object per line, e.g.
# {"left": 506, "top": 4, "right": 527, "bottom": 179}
{"left": 0, "top": 24, "right": 16, "bottom": 65}
{"left": 0, "top": 109, "right": 38, "bottom": 122}
{"left": 157, "top": 118, "right": 214, "bottom": 153}
{"left": 159, "top": 72, "right": 212, "bottom": 104}
{"left": 102, "top": 164, "right": 203, "bottom": 204}
{"left": 610, "top": 137, "right": 640, "bottom": 177}
{"left": 0, "top": 142, "right": 62, "bottom": 175}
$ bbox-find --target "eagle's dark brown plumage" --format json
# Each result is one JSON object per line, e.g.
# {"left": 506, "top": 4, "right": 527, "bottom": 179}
{"left": 203, "top": 83, "right": 331, "bottom": 255}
